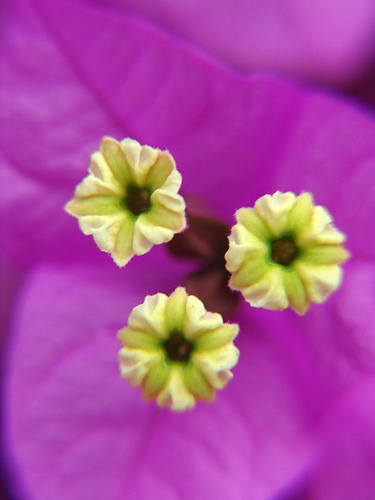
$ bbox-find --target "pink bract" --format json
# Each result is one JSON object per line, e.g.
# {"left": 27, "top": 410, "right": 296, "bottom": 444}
{"left": 1, "top": 1, "right": 375, "bottom": 499}
{"left": 69, "top": 0, "right": 375, "bottom": 83}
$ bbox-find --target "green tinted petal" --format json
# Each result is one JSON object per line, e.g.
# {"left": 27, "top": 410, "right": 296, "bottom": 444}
{"left": 156, "top": 368, "right": 196, "bottom": 410}
{"left": 286, "top": 192, "right": 313, "bottom": 234}
{"left": 146, "top": 201, "right": 186, "bottom": 231}
{"left": 66, "top": 196, "right": 120, "bottom": 216}
{"left": 101, "top": 136, "right": 135, "bottom": 186}
{"left": 164, "top": 287, "right": 187, "bottom": 334}
{"left": 141, "top": 360, "right": 170, "bottom": 400}
{"left": 302, "top": 245, "right": 350, "bottom": 265}
{"left": 230, "top": 254, "right": 268, "bottom": 289}
{"left": 195, "top": 324, "right": 239, "bottom": 351}
{"left": 145, "top": 153, "right": 174, "bottom": 191}
{"left": 236, "top": 207, "right": 271, "bottom": 241}
{"left": 183, "top": 364, "right": 215, "bottom": 400}
{"left": 112, "top": 213, "right": 135, "bottom": 266}
{"left": 118, "top": 327, "right": 159, "bottom": 351}
{"left": 281, "top": 269, "right": 309, "bottom": 315}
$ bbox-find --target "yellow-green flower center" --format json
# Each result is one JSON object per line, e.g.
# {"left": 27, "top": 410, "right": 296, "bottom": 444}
{"left": 270, "top": 237, "right": 299, "bottom": 267}
{"left": 123, "top": 185, "right": 151, "bottom": 216}
{"left": 163, "top": 333, "right": 194, "bottom": 363}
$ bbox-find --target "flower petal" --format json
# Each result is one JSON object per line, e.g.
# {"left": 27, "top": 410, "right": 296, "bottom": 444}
{"left": 296, "top": 262, "right": 343, "bottom": 304}
{"left": 334, "top": 259, "right": 375, "bottom": 369}
{"left": 254, "top": 191, "right": 296, "bottom": 237}
{"left": 296, "top": 377, "right": 375, "bottom": 500}
{"left": 102, "top": 0, "right": 375, "bottom": 83}
{"left": 100, "top": 136, "right": 135, "bottom": 186}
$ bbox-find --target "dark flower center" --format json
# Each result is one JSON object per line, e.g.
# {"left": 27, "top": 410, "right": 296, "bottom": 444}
{"left": 271, "top": 237, "right": 299, "bottom": 266}
{"left": 167, "top": 207, "right": 240, "bottom": 318}
{"left": 164, "top": 333, "right": 193, "bottom": 363}
{"left": 124, "top": 186, "right": 151, "bottom": 215}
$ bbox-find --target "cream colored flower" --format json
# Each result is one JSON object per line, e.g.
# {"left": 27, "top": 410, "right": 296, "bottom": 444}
{"left": 65, "top": 137, "right": 187, "bottom": 266}
{"left": 225, "top": 191, "right": 350, "bottom": 314}
{"left": 118, "top": 287, "right": 239, "bottom": 411}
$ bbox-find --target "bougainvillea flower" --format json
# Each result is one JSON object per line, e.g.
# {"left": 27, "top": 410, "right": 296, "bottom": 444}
{"left": 2, "top": 1, "right": 375, "bottom": 499}
{"left": 118, "top": 287, "right": 239, "bottom": 410}
{"left": 65, "top": 137, "right": 186, "bottom": 266}
{"left": 225, "top": 191, "right": 350, "bottom": 314}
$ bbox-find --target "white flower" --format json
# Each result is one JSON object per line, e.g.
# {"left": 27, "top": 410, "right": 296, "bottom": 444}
{"left": 118, "top": 287, "right": 239, "bottom": 411}
{"left": 65, "top": 137, "right": 187, "bottom": 266}
{"left": 225, "top": 191, "right": 350, "bottom": 314}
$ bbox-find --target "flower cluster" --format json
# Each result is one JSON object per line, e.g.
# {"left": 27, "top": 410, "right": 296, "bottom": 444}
{"left": 3, "top": 2, "right": 375, "bottom": 497}
{"left": 66, "top": 137, "right": 350, "bottom": 411}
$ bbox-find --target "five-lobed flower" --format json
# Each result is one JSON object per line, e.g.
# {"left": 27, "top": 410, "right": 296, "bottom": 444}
{"left": 118, "top": 287, "right": 240, "bottom": 411}
{"left": 225, "top": 191, "right": 350, "bottom": 314}
{"left": 65, "top": 137, "right": 187, "bottom": 267}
